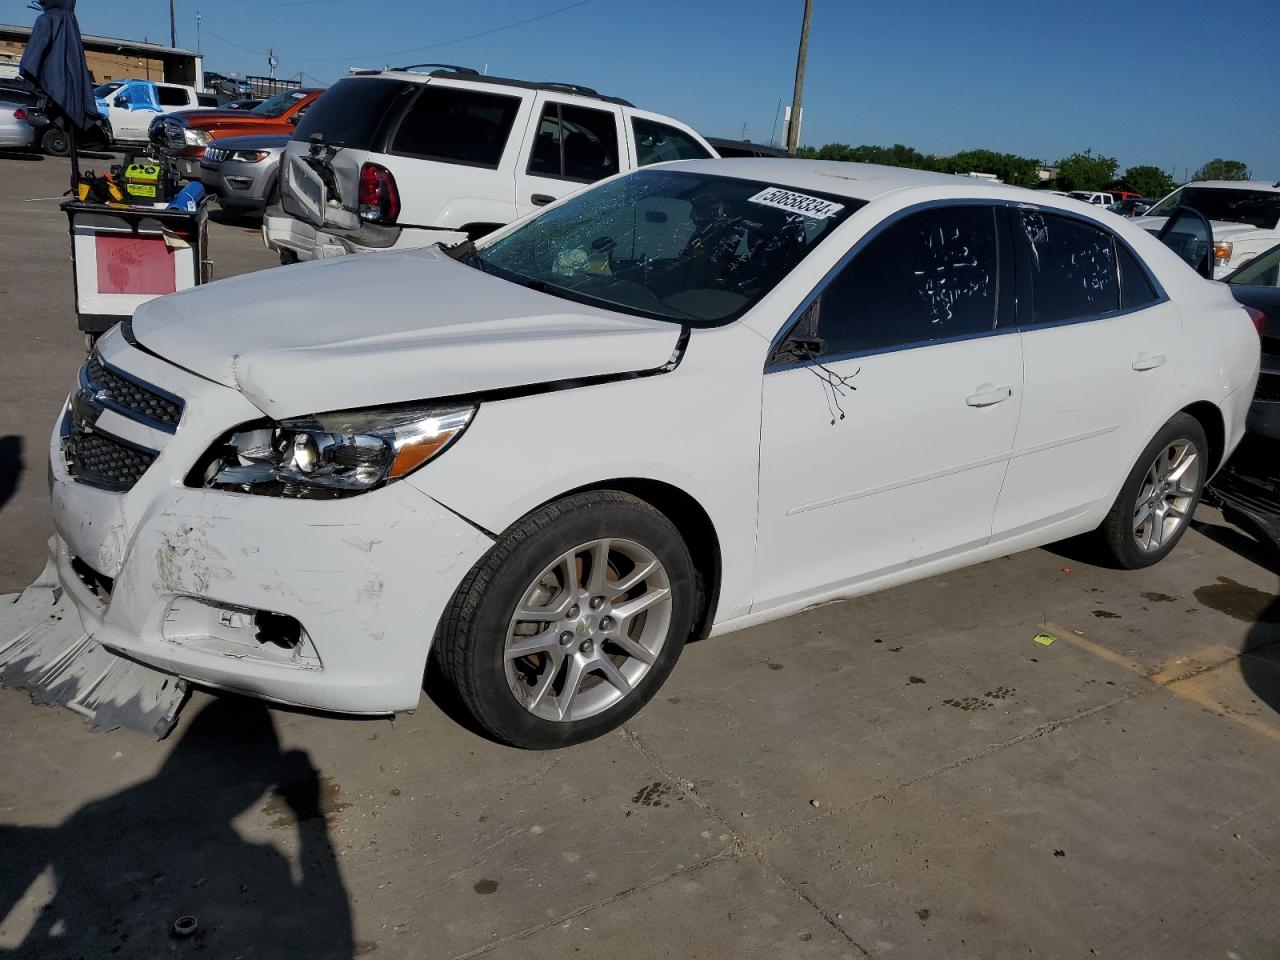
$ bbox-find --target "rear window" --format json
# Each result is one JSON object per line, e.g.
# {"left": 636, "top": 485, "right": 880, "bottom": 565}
{"left": 293, "top": 77, "right": 413, "bottom": 149}
{"left": 390, "top": 85, "right": 521, "bottom": 168}
{"left": 1146, "top": 186, "right": 1280, "bottom": 230}
{"left": 633, "top": 118, "right": 712, "bottom": 166}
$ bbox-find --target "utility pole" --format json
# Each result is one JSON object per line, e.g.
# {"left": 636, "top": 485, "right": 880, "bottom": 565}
{"left": 785, "top": 0, "right": 813, "bottom": 155}
{"left": 169, "top": 0, "right": 176, "bottom": 47}
{"left": 195, "top": 10, "right": 202, "bottom": 53}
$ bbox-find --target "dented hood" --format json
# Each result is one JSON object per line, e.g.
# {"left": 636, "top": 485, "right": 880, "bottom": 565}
{"left": 130, "top": 247, "right": 683, "bottom": 418}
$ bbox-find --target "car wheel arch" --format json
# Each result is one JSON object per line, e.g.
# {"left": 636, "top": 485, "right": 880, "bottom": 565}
{"left": 535, "top": 477, "right": 722, "bottom": 644}
{"left": 1179, "top": 400, "right": 1225, "bottom": 478}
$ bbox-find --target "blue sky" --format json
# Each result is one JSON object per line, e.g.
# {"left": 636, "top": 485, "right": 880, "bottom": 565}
{"left": 7, "top": 0, "right": 1277, "bottom": 179}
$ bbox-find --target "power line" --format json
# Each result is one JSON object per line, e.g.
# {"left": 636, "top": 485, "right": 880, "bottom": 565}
{"left": 295, "top": 0, "right": 598, "bottom": 64}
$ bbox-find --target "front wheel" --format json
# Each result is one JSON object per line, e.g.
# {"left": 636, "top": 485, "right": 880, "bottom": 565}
{"left": 435, "top": 491, "right": 697, "bottom": 748}
{"left": 1096, "top": 412, "right": 1207, "bottom": 568}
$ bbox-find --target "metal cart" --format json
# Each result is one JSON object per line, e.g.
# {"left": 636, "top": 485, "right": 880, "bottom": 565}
{"left": 62, "top": 197, "right": 212, "bottom": 347}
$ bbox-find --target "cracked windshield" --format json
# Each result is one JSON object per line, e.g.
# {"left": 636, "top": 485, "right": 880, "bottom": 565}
{"left": 477, "top": 170, "right": 861, "bottom": 325}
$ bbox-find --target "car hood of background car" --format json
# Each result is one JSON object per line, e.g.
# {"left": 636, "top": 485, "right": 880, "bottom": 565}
{"left": 1134, "top": 216, "right": 1277, "bottom": 243}
{"left": 129, "top": 246, "right": 685, "bottom": 419}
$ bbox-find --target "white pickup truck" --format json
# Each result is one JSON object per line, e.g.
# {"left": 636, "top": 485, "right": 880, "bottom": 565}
{"left": 94, "top": 79, "right": 209, "bottom": 143}
{"left": 263, "top": 65, "right": 718, "bottom": 261}
{"left": 1134, "top": 180, "right": 1280, "bottom": 278}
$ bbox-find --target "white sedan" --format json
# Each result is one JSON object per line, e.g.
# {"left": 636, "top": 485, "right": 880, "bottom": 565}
{"left": 49, "top": 160, "right": 1260, "bottom": 748}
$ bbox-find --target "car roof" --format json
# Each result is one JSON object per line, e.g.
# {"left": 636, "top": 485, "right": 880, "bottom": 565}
{"left": 348, "top": 66, "right": 634, "bottom": 107}
{"left": 1181, "top": 180, "right": 1280, "bottom": 192}
{"left": 665, "top": 158, "right": 1010, "bottom": 203}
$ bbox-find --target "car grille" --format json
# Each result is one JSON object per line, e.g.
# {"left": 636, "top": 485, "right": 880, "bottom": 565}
{"left": 1257, "top": 371, "right": 1280, "bottom": 403}
{"left": 154, "top": 117, "right": 184, "bottom": 151}
{"left": 83, "top": 355, "right": 183, "bottom": 430}
{"left": 62, "top": 424, "right": 157, "bottom": 492}
{"left": 203, "top": 146, "right": 228, "bottom": 163}
{"left": 61, "top": 353, "right": 185, "bottom": 492}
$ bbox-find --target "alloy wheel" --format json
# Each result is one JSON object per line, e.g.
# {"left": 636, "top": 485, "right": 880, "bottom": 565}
{"left": 503, "top": 538, "right": 672, "bottom": 722}
{"left": 1133, "top": 438, "right": 1200, "bottom": 552}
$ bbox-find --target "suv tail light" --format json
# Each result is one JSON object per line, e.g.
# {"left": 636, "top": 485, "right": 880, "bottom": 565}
{"left": 358, "top": 162, "right": 400, "bottom": 224}
{"left": 1244, "top": 305, "right": 1265, "bottom": 337}
{"left": 13, "top": 107, "right": 27, "bottom": 121}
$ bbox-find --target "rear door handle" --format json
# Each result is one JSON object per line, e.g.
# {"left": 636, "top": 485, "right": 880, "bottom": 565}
{"left": 966, "top": 385, "right": 1013, "bottom": 408}
{"left": 1131, "top": 353, "right": 1167, "bottom": 372}
{"left": 530, "top": 193, "right": 556, "bottom": 206}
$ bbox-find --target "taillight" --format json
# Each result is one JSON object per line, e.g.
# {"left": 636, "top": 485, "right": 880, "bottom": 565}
{"left": 13, "top": 107, "right": 26, "bottom": 121}
{"left": 358, "top": 162, "right": 400, "bottom": 224}
{"left": 1244, "top": 305, "right": 1265, "bottom": 337}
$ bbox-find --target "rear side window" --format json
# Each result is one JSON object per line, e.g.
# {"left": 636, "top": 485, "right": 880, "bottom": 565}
{"left": 1016, "top": 211, "right": 1119, "bottom": 324}
{"left": 528, "top": 102, "right": 620, "bottom": 182}
{"left": 633, "top": 117, "right": 712, "bottom": 166}
{"left": 293, "top": 77, "right": 413, "bottom": 149}
{"left": 1117, "top": 243, "right": 1159, "bottom": 309}
{"left": 808, "top": 205, "right": 1001, "bottom": 357}
{"left": 156, "top": 86, "right": 190, "bottom": 107}
{"left": 390, "top": 86, "right": 521, "bottom": 168}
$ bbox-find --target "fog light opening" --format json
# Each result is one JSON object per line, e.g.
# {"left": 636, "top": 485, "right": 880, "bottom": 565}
{"left": 254, "top": 611, "right": 303, "bottom": 650}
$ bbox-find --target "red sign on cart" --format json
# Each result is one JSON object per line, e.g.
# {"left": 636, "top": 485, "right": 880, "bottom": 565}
{"left": 94, "top": 234, "right": 177, "bottom": 296}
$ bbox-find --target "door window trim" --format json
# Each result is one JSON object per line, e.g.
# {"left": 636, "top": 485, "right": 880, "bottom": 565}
{"left": 766, "top": 198, "right": 1170, "bottom": 372}
{"left": 525, "top": 99, "right": 622, "bottom": 184}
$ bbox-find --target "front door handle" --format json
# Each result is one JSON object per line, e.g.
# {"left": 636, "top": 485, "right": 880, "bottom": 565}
{"left": 1131, "top": 353, "right": 1167, "bottom": 372}
{"left": 966, "top": 385, "right": 1013, "bottom": 408}
{"left": 530, "top": 193, "right": 556, "bottom": 206}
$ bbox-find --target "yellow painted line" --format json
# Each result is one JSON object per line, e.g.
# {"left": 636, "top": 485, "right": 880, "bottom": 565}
{"left": 1042, "top": 623, "right": 1280, "bottom": 747}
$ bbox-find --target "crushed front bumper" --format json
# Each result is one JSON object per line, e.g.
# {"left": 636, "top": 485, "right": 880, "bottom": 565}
{"left": 48, "top": 335, "right": 494, "bottom": 714}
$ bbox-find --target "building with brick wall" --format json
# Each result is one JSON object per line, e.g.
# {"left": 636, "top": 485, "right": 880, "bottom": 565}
{"left": 0, "top": 24, "right": 203, "bottom": 90}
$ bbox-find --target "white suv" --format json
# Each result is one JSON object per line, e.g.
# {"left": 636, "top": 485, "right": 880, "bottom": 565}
{"left": 1135, "top": 180, "right": 1280, "bottom": 278}
{"left": 263, "top": 65, "right": 717, "bottom": 262}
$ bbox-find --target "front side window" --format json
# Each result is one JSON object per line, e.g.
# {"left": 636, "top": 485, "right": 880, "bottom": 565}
{"left": 478, "top": 170, "right": 859, "bottom": 326}
{"left": 527, "top": 102, "right": 620, "bottom": 181}
{"left": 391, "top": 85, "right": 521, "bottom": 168}
{"left": 1145, "top": 187, "right": 1280, "bottom": 229}
{"left": 1016, "top": 210, "right": 1119, "bottom": 324}
{"left": 633, "top": 117, "right": 712, "bottom": 166}
{"left": 156, "top": 86, "right": 190, "bottom": 107}
{"left": 798, "top": 206, "right": 1001, "bottom": 358}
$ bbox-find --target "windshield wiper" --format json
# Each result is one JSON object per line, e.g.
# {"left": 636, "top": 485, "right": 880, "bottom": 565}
{"left": 443, "top": 238, "right": 488, "bottom": 273}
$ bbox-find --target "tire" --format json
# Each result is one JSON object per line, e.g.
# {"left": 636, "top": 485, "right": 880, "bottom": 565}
{"left": 1096, "top": 412, "right": 1208, "bottom": 569}
{"left": 435, "top": 491, "right": 697, "bottom": 749}
{"left": 41, "top": 127, "right": 69, "bottom": 156}
{"left": 278, "top": 248, "right": 299, "bottom": 266}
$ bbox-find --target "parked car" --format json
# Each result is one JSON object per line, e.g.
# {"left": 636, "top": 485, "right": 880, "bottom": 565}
{"left": 95, "top": 79, "right": 209, "bottom": 144}
{"left": 706, "top": 137, "right": 790, "bottom": 159}
{"left": 23, "top": 104, "right": 112, "bottom": 155}
{"left": 1135, "top": 180, "right": 1280, "bottom": 278}
{"left": 50, "top": 160, "right": 1258, "bottom": 747}
{"left": 196, "top": 92, "right": 219, "bottom": 108}
{"left": 1067, "top": 191, "right": 1115, "bottom": 206}
{"left": 199, "top": 134, "right": 289, "bottom": 214}
{"left": 1204, "top": 242, "right": 1280, "bottom": 547}
{"left": 151, "top": 89, "right": 322, "bottom": 178}
{"left": 264, "top": 65, "right": 717, "bottom": 262}
{"left": 0, "top": 100, "right": 35, "bottom": 148}
{"left": 1109, "top": 197, "right": 1156, "bottom": 218}
{"left": 224, "top": 98, "right": 265, "bottom": 111}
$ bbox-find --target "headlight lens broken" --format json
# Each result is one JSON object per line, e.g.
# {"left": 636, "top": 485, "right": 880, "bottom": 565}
{"left": 200, "top": 403, "right": 476, "bottom": 497}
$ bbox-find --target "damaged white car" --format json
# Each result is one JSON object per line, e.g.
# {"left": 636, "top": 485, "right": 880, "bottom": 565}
{"left": 50, "top": 159, "right": 1260, "bottom": 747}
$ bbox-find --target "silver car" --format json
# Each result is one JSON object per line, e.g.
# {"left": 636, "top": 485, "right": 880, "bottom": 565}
{"left": 199, "top": 133, "right": 288, "bottom": 214}
{"left": 0, "top": 100, "right": 35, "bottom": 149}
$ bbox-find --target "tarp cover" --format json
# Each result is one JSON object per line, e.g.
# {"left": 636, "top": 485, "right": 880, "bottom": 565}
{"left": 18, "top": 0, "right": 102, "bottom": 131}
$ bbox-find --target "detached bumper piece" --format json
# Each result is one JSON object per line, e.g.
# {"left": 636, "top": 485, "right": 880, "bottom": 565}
{"left": 0, "top": 548, "right": 187, "bottom": 738}
{"left": 1208, "top": 440, "right": 1280, "bottom": 554}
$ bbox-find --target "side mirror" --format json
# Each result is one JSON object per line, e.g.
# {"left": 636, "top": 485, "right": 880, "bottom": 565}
{"left": 287, "top": 113, "right": 301, "bottom": 124}
{"left": 113, "top": 96, "right": 127, "bottom": 108}
{"left": 1157, "top": 207, "right": 1215, "bottom": 279}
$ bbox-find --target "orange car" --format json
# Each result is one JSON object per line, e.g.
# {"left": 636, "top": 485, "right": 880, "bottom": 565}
{"left": 150, "top": 88, "right": 323, "bottom": 178}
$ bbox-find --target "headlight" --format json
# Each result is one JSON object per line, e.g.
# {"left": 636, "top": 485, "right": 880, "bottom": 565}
{"left": 198, "top": 403, "right": 476, "bottom": 498}
{"left": 230, "top": 149, "right": 270, "bottom": 163}
{"left": 183, "top": 128, "right": 212, "bottom": 147}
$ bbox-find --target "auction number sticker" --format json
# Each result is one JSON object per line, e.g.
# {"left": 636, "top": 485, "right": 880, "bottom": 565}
{"left": 748, "top": 187, "right": 844, "bottom": 219}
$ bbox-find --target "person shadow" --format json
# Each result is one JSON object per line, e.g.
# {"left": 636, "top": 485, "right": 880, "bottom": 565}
{"left": 0, "top": 436, "right": 21, "bottom": 513}
{"left": 0, "top": 696, "right": 354, "bottom": 958}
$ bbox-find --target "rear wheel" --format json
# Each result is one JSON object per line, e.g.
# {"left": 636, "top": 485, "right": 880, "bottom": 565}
{"left": 41, "top": 127, "right": 69, "bottom": 156}
{"left": 1097, "top": 413, "right": 1207, "bottom": 568}
{"left": 435, "top": 491, "right": 696, "bottom": 748}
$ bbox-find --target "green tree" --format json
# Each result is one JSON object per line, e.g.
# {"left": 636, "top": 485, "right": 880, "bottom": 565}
{"left": 1118, "top": 165, "right": 1176, "bottom": 199}
{"left": 945, "top": 149, "right": 1041, "bottom": 188}
{"left": 1192, "top": 158, "right": 1251, "bottom": 181}
{"left": 1055, "top": 151, "right": 1118, "bottom": 191}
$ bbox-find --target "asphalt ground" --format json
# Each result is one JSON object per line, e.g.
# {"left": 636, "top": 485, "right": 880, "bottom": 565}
{"left": 1, "top": 152, "right": 1278, "bottom": 959}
